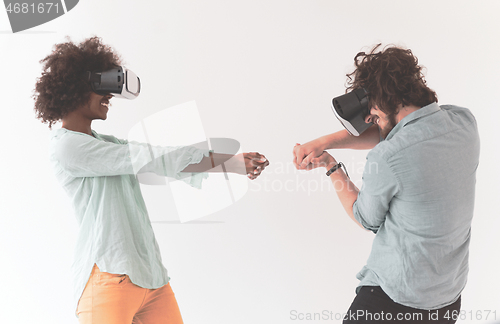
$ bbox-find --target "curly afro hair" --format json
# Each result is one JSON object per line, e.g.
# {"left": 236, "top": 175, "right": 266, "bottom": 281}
{"left": 33, "top": 36, "right": 122, "bottom": 129}
{"left": 346, "top": 44, "right": 437, "bottom": 116}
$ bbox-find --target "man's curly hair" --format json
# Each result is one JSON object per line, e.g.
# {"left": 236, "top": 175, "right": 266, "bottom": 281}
{"left": 346, "top": 44, "right": 437, "bottom": 116}
{"left": 33, "top": 36, "right": 122, "bottom": 129}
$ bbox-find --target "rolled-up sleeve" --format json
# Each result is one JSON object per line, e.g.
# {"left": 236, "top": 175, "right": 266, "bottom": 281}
{"left": 353, "top": 152, "right": 399, "bottom": 233}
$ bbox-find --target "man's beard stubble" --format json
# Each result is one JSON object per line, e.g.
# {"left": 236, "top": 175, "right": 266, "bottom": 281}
{"left": 379, "top": 113, "right": 398, "bottom": 139}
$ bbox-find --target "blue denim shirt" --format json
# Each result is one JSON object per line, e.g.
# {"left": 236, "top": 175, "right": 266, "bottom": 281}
{"left": 353, "top": 102, "right": 480, "bottom": 309}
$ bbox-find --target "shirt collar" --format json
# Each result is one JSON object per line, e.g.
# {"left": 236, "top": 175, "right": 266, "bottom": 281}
{"left": 91, "top": 129, "right": 102, "bottom": 140}
{"left": 385, "top": 102, "right": 440, "bottom": 140}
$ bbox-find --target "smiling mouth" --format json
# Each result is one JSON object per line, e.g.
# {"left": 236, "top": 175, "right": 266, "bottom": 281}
{"left": 101, "top": 101, "right": 109, "bottom": 108}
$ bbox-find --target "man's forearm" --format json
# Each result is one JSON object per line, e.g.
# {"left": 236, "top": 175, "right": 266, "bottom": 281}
{"left": 327, "top": 164, "right": 364, "bottom": 229}
{"left": 321, "top": 125, "right": 380, "bottom": 150}
{"left": 294, "top": 125, "right": 381, "bottom": 169}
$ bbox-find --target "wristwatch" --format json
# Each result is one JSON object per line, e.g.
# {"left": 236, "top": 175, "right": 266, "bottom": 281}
{"left": 326, "top": 162, "right": 349, "bottom": 178}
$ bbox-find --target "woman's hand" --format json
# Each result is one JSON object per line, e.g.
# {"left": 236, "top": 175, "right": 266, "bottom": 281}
{"left": 237, "top": 152, "right": 269, "bottom": 180}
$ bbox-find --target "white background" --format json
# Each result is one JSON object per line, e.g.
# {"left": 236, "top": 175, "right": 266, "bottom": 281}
{"left": 1, "top": 1, "right": 499, "bottom": 323}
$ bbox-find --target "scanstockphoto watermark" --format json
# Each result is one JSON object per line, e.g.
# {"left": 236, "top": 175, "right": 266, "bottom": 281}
{"left": 4, "top": 0, "right": 80, "bottom": 33}
{"left": 290, "top": 309, "right": 425, "bottom": 321}
{"left": 249, "top": 160, "right": 379, "bottom": 196}
{"left": 290, "top": 309, "right": 499, "bottom": 322}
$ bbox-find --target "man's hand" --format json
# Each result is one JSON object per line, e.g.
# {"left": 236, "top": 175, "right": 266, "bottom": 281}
{"left": 237, "top": 152, "right": 269, "bottom": 180}
{"left": 293, "top": 127, "right": 381, "bottom": 170}
{"left": 293, "top": 139, "right": 326, "bottom": 170}
{"left": 306, "top": 151, "right": 337, "bottom": 171}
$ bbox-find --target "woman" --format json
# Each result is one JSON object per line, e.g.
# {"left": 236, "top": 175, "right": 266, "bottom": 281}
{"left": 33, "top": 36, "right": 268, "bottom": 324}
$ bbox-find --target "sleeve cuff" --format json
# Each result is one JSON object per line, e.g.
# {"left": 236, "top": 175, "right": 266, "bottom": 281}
{"left": 353, "top": 200, "right": 379, "bottom": 234}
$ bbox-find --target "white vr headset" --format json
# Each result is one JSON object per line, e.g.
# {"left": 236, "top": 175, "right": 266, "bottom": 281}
{"left": 331, "top": 88, "right": 372, "bottom": 136}
{"left": 86, "top": 66, "right": 140, "bottom": 99}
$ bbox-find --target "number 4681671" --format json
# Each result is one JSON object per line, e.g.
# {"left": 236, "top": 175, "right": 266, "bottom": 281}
{"left": 6, "top": 3, "right": 59, "bottom": 14}
{"left": 444, "top": 310, "right": 497, "bottom": 321}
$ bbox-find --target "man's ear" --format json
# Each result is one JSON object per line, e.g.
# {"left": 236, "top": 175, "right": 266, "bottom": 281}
{"left": 394, "top": 102, "right": 405, "bottom": 115}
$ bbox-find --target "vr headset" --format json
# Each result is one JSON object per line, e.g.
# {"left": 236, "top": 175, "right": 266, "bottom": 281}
{"left": 86, "top": 66, "right": 140, "bottom": 99}
{"left": 331, "top": 88, "right": 371, "bottom": 136}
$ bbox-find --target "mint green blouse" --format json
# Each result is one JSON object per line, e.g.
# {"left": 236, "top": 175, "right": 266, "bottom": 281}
{"left": 49, "top": 128, "right": 209, "bottom": 312}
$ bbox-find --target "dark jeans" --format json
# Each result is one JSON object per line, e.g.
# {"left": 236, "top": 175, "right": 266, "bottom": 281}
{"left": 343, "top": 286, "right": 461, "bottom": 324}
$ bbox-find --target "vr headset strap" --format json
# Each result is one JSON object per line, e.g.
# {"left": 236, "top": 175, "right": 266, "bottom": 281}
{"left": 85, "top": 71, "right": 101, "bottom": 83}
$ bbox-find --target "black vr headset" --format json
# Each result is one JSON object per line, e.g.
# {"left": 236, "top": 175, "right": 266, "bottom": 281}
{"left": 331, "top": 88, "right": 371, "bottom": 136}
{"left": 86, "top": 66, "right": 140, "bottom": 99}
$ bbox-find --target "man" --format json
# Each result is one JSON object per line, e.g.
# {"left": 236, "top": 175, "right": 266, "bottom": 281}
{"left": 293, "top": 44, "right": 479, "bottom": 323}
{"left": 33, "top": 36, "right": 269, "bottom": 324}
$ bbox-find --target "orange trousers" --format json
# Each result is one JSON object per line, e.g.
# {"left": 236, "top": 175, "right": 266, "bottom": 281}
{"left": 76, "top": 264, "right": 184, "bottom": 324}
